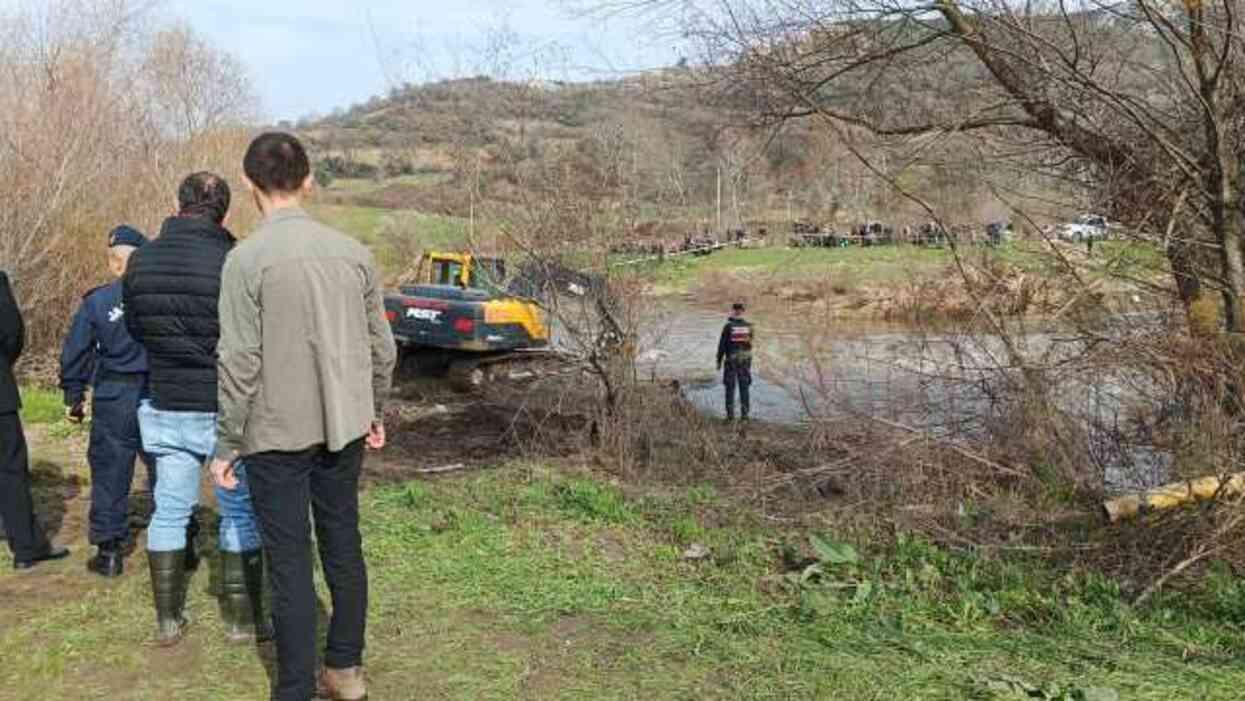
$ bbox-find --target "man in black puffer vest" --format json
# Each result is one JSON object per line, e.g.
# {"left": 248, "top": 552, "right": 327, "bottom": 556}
{"left": 124, "top": 173, "right": 266, "bottom": 647}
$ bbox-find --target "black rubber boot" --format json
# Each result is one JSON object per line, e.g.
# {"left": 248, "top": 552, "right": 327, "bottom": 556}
{"left": 148, "top": 550, "right": 188, "bottom": 647}
{"left": 87, "top": 540, "right": 124, "bottom": 578}
{"left": 220, "top": 549, "right": 273, "bottom": 644}
{"left": 184, "top": 514, "right": 201, "bottom": 573}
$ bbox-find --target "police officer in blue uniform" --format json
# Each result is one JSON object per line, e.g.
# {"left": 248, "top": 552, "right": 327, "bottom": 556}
{"left": 59, "top": 225, "right": 155, "bottom": 577}
{"left": 716, "top": 302, "right": 754, "bottom": 421}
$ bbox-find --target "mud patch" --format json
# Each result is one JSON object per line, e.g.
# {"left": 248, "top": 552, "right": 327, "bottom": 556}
{"left": 550, "top": 614, "right": 594, "bottom": 642}
{"left": 456, "top": 609, "right": 533, "bottom": 655}
{"left": 370, "top": 391, "right": 590, "bottom": 483}
{"left": 0, "top": 568, "right": 83, "bottom": 627}
{"left": 595, "top": 530, "right": 628, "bottom": 564}
{"left": 519, "top": 614, "right": 657, "bottom": 699}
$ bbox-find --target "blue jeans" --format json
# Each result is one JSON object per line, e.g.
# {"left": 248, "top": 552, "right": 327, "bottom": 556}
{"left": 138, "top": 402, "right": 261, "bottom": 553}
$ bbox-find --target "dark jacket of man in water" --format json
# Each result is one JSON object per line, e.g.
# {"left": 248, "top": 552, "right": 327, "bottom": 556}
{"left": 716, "top": 303, "right": 754, "bottom": 420}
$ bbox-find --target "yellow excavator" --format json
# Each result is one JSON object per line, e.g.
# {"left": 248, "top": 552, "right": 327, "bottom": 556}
{"left": 384, "top": 252, "right": 551, "bottom": 389}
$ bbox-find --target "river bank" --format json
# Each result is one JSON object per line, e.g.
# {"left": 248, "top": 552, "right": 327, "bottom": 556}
{"left": 4, "top": 388, "right": 1244, "bottom": 700}
{"left": 642, "top": 240, "right": 1168, "bottom": 324}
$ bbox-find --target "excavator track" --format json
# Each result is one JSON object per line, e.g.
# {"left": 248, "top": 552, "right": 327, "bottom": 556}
{"left": 440, "top": 349, "right": 574, "bottom": 393}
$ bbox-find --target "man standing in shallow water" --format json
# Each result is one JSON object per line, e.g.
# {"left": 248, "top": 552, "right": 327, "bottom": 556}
{"left": 717, "top": 302, "right": 754, "bottom": 421}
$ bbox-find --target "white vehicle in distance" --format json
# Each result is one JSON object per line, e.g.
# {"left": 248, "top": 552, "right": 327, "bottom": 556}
{"left": 1054, "top": 214, "right": 1110, "bottom": 242}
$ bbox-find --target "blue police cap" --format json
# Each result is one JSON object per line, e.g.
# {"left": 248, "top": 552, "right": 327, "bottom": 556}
{"left": 108, "top": 225, "right": 146, "bottom": 249}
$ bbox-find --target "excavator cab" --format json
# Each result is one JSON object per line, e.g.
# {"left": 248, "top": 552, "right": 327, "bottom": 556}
{"left": 419, "top": 252, "right": 507, "bottom": 291}
{"left": 430, "top": 256, "right": 466, "bottom": 287}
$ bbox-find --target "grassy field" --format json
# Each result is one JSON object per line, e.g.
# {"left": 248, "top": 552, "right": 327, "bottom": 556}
{"left": 641, "top": 240, "right": 1165, "bottom": 301}
{"left": 309, "top": 203, "right": 469, "bottom": 276}
{"left": 2, "top": 394, "right": 1243, "bottom": 700}
{"left": 643, "top": 245, "right": 956, "bottom": 296}
{"left": 322, "top": 174, "right": 451, "bottom": 194}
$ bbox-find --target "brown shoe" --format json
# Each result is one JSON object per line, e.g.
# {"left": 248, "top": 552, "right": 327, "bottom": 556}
{"left": 317, "top": 666, "right": 367, "bottom": 700}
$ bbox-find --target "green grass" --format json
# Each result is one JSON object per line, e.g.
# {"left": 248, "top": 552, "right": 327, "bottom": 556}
{"left": 308, "top": 204, "right": 393, "bottom": 245}
{"left": 641, "top": 240, "right": 1164, "bottom": 298}
{"left": 642, "top": 245, "right": 958, "bottom": 295}
{"left": 309, "top": 204, "right": 470, "bottom": 275}
{"left": 3, "top": 460, "right": 1244, "bottom": 699}
{"left": 323, "top": 174, "right": 451, "bottom": 195}
{"left": 19, "top": 386, "right": 64, "bottom": 425}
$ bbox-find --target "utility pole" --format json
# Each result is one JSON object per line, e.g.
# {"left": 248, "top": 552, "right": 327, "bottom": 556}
{"left": 469, "top": 153, "right": 481, "bottom": 244}
{"left": 716, "top": 165, "right": 722, "bottom": 235}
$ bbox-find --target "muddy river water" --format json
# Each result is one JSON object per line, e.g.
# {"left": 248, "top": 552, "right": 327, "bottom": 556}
{"left": 636, "top": 303, "right": 1010, "bottom": 425}
{"left": 632, "top": 302, "right": 1171, "bottom": 493}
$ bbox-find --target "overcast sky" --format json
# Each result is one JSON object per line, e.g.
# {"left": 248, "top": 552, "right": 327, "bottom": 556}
{"left": 164, "top": 0, "right": 679, "bottom": 122}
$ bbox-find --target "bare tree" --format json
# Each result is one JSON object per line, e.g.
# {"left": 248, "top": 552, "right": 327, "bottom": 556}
{"left": 140, "top": 24, "right": 258, "bottom": 139}
{"left": 612, "top": 0, "right": 1245, "bottom": 329}
{"left": 0, "top": 0, "right": 258, "bottom": 353}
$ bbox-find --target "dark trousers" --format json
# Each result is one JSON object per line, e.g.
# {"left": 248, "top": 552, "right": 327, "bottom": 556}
{"left": 246, "top": 439, "right": 368, "bottom": 701}
{"left": 0, "top": 412, "right": 51, "bottom": 561}
{"left": 724, "top": 363, "right": 752, "bottom": 418}
{"left": 87, "top": 379, "right": 153, "bottom": 545}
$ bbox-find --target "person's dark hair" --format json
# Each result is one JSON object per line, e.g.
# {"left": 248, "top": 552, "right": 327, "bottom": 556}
{"left": 243, "top": 132, "right": 311, "bottom": 195}
{"left": 732, "top": 302, "right": 746, "bottom": 313}
{"left": 177, "top": 172, "right": 231, "bottom": 225}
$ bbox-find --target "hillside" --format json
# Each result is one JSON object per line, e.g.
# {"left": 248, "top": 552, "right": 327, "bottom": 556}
{"left": 295, "top": 71, "right": 1025, "bottom": 244}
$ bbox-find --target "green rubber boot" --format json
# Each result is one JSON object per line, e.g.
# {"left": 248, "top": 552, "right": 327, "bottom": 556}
{"left": 220, "top": 549, "right": 273, "bottom": 644}
{"left": 148, "top": 550, "right": 189, "bottom": 647}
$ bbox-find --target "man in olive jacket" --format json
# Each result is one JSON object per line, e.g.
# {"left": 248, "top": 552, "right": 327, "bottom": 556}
{"left": 0, "top": 271, "right": 69, "bottom": 570}
{"left": 211, "top": 133, "right": 397, "bottom": 701}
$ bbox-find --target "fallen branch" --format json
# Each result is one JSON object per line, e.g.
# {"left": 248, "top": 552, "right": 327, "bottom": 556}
{"left": 1133, "top": 545, "right": 1221, "bottom": 607}
{"left": 413, "top": 463, "right": 471, "bottom": 475}
{"left": 864, "top": 414, "right": 1034, "bottom": 482}
{"left": 1133, "top": 512, "right": 1245, "bottom": 606}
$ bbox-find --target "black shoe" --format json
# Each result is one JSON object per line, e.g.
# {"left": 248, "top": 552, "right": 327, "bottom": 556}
{"left": 14, "top": 545, "right": 70, "bottom": 571}
{"left": 87, "top": 542, "right": 125, "bottom": 578}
